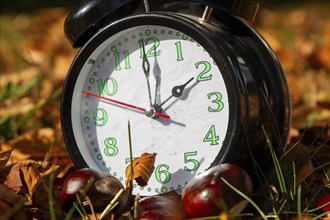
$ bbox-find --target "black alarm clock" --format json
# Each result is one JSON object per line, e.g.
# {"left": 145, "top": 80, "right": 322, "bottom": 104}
{"left": 61, "top": 0, "right": 291, "bottom": 195}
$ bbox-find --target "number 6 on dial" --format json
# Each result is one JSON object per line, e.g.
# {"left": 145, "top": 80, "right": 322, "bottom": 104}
{"left": 155, "top": 164, "right": 171, "bottom": 184}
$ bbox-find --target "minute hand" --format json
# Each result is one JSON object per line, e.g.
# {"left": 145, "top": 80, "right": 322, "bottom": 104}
{"left": 159, "top": 77, "right": 194, "bottom": 107}
{"left": 141, "top": 39, "right": 153, "bottom": 106}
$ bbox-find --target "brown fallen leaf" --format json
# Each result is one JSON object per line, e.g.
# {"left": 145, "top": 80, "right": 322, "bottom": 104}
{"left": 286, "top": 144, "right": 315, "bottom": 187}
{"left": 4, "top": 162, "right": 27, "bottom": 195}
{"left": 0, "top": 149, "right": 13, "bottom": 168}
{"left": 21, "top": 42, "right": 49, "bottom": 67}
{"left": 296, "top": 157, "right": 315, "bottom": 186}
{"left": 20, "top": 162, "right": 44, "bottom": 198}
{"left": 0, "top": 184, "right": 27, "bottom": 206}
{"left": 125, "top": 153, "right": 157, "bottom": 191}
{"left": 0, "top": 128, "right": 67, "bottom": 164}
{"left": 0, "top": 67, "right": 40, "bottom": 89}
{"left": 0, "top": 184, "right": 28, "bottom": 220}
{"left": 4, "top": 161, "right": 63, "bottom": 218}
{"left": 53, "top": 53, "right": 76, "bottom": 83}
{"left": 42, "top": 164, "right": 60, "bottom": 178}
{"left": 0, "top": 98, "right": 36, "bottom": 118}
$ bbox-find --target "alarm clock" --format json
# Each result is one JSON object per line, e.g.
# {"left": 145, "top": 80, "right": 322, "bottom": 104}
{"left": 61, "top": 0, "right": 291, "bottom": 195}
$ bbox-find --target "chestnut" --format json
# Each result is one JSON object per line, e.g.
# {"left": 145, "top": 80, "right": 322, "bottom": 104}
{"left": 182, "top": 163, "right": 253, "bottom": 218}
{"left": 60, "top": 168, "right": 126, "bottom": 214}
{"left": 316, "top": 193, "right": 330, "bottom": 213}
{"left": 137, "top": 195, "right": 186, "bottom": 220}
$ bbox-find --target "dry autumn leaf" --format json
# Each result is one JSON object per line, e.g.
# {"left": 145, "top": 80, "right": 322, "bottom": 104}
{"left": 3, "top": 161, "right": 63, "bottom": 218}
{"left": 20, "top": 163, "right": 42, "bottom": 198}
{"left": 0, "top": 149, "right": 13, "bottom": 168}
{"left": 4, "top": 162, "right": 27, "bottom": 195}
{"left": 0, "top": 184, "right": 26, "bottom": 206}
{"left": 0, "top": 67, "right": 40, "bottom": 89}
{"left": 0, "top": 184, "right": 28, "bottom": 220}
{"left": 125, "top": 153, "right": 157, "bottom": 190}
{"left": 0, "top": 128, "right": 67, "bottom": 164}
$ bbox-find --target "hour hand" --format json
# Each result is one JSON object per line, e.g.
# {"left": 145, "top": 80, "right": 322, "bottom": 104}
{"left": 160, "top": 77, "right": 194, "bottom": 107}
{"left": 172, "top": 77, "right": 194, "bottom": 97}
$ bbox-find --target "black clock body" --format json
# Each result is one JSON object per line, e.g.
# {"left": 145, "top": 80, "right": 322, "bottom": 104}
{"left": 62, "top": 0, "right": 291, "bottom": 188}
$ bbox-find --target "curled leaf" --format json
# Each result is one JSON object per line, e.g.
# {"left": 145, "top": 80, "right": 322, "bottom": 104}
{"left": 0, "top": 149, "right": 13, "bottom": 168}
{"left": 4, "top": 162, "right": 27, "bottom": 195}
{"left": 20, "top": 162, "right": 43, "bottom": 197}
{"left": 20, "top": 162, "right": 63, "bottom": 217}
{"left": 125, "top": 153, "right": 156, "bottom": 189}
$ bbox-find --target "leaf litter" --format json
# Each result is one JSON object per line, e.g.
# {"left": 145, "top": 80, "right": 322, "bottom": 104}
{"left": 0, "top": 2, "right": 329, "bottom": 219}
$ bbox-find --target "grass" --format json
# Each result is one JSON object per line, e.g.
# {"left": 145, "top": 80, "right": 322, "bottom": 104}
{"left": 203, "top": 125, "right": 330, "bottom": 220}
{"left": 45, "top": 123, "right": 329, "bottom": 220}
{"left": 0, "top": 74, "right": 62, "bottom": 141}
{"left": 248, "top": 126, "right": 330, "bottom": 219}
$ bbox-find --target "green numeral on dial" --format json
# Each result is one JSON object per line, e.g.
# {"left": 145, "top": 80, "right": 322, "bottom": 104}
{"left": 114, "top": 50, "right": 121, "bottom": 71}
{"left": 203, "top": 125, "right": 219, "bottom": 145}
{"left": 123, "top": 50, "right": 131, "bottom": 69}
{"left": 155, "top": 164, "right": 171, "bottom": 184}
{"left": 93, "top": 108, "right": 108, "bottom": 126}
{"left": 196, "top": 61, "right": 212, "bottom": 81}
{"left": 208, "top": 92, "right": 224, "bottom": 112}
{"left": 113, "top": 49, "right": 131, "bottom": 71}
{"left": 125, "top": 157, "right": 137, "bottom": 164}
{"left": 104, "top": 137, "right": 118, "bottom": 157}
{"left": 97, "top": 77, "right": 118, "bottom": 97}
{"left": 139, "top": 37, "right": 160, "bottom": 58}
{"left": 175, "top": 41, "right": 184, "bottom": 61}
{"left": 184, "top": 151, "right": 200, "bottom": 171}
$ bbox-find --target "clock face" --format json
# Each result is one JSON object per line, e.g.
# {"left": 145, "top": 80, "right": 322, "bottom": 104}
{"left": 68, "top": 24, "right": 229, "bottom": 195}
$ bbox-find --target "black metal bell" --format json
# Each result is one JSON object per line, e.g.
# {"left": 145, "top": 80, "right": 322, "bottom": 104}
{"left": 64, "top": 0, "right": 141, "bottom": 48}
{"left": 199, "top": 0, "right": 260, "bottom": 21}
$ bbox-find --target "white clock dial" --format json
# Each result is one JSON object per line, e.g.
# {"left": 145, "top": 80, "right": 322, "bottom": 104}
{"left": 70, "top": 25, "right": 229, "bottom": 195}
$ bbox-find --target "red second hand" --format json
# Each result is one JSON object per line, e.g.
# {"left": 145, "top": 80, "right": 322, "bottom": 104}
{"left": 82, "top": 91, "right": 170, "bottom": 119}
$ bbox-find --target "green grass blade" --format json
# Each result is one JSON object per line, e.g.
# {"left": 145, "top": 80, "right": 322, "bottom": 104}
{"left": 73, "top": 202, "right": 86, "bottom": 219}
{"left": 128, "top": 120, "right": 134, "bottom": 180}
{"left": 277, "top": 199, "right": 287, "bottom": 214}
{"left": 48, "top": 170, "right": 56, "bottom": 220}
{"left": 262, "top": 125, "right": 287, "bottom": 194}
{"left": 297, "top": 185, "right": 302, "bottom": 218}
{"left": 221, "top": 177, "right": 267, "bottom": 220}
{"left": 307, "top": 200, "right": 330, "bottom": 213}
{"left": 64, "top": 206, "right": 76, "bottom": 220}
{"left": 292, "top": 161, "right": 297, "bottom": 197}
{"left": 312, "top": 211, "right": 330, "bottom": 220}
